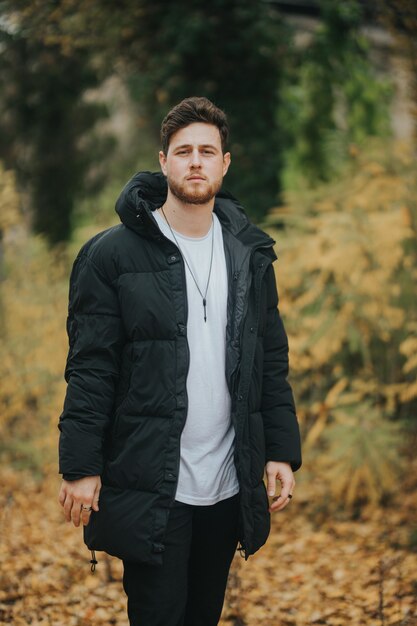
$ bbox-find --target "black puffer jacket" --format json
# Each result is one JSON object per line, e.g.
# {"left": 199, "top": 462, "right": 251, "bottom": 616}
{"left": 58, "top": 172, "right": 301, "bottom": 564}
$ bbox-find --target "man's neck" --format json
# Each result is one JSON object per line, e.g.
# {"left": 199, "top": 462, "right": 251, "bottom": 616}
{"left": 159, "top": 192, "right": 214, "bottom": 238}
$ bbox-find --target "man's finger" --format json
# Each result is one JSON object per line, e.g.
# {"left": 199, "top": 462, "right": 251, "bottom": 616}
{"left": 63, "top": 495, "right": 73, "bottom": 523}
{"left": 279, "top": 483, "right": 291, "bottom": 502}
{"left": 92, "top": 487, "right": 100, "bottom": 512}
{"left": 269, "top": 492, "right": 292, "bottom": 512}
{"left": 269, "top": 481, "right": 295, "bottom": 512}
{"left": 81, "top": 503, "right": 93, "bottom": 526}
{"left": 270, "top": 496, "right": 288, "bottom": 512}
{"left": 266, "top": 472, "right": 277, "bottom": 497}
{"left": 58, "top": 484, "right": 66, "bottom": 506}
{"left": 71, "top": 502, "right": 82, "bottom": 528}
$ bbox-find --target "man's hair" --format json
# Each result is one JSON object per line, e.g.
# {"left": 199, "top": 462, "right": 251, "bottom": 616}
{"left": 160, "top": 96, "right": 229, "bottom": 154}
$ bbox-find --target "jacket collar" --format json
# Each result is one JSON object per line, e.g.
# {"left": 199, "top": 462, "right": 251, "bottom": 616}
{"left": 115, "top": 171, "right": 276, "bottom": 256}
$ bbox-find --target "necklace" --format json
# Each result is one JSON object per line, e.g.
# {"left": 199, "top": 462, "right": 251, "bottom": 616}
{"left": 160, "top": 206, "right": 214, "bottom": 323}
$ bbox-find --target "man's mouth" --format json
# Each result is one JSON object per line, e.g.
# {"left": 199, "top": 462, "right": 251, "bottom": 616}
{"left": 187, "top": 175, "right": 205, "bottom": 181}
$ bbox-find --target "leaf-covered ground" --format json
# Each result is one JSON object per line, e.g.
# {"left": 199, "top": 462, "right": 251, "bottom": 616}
{"left": 1, "top": 467, "right": 416, "bottom": 626}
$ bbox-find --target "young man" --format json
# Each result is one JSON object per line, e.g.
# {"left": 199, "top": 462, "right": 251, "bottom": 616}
{"left": 58, "top": 96, "right": 301, "bottom": 626}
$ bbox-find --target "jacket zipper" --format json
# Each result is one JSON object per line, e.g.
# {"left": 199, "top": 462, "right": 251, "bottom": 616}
{"left": 161, "top": 233, "right": 190, "bottom": 497}
{"left": 230, "top": 270, "right": 241, "bottom": 402}
{"left": 231, "top": 244, "right": 273, "bottom": 396}
{"left": 146, "top": 225, "right": 190, "bottom": 503}
{"left": 234, "top": 245, "right": 272, "bottom": 560}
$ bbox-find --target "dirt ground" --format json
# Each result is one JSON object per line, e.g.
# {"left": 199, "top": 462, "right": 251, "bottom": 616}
{"left": 1, "top": 467, "right": 416, "bottom": 626}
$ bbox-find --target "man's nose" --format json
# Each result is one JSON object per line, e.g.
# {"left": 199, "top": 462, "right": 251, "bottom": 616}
{"left": 190, "top": 149, "right": 202, "bottom": 167}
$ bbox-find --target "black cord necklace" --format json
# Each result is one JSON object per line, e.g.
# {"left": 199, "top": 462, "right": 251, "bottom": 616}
{"left": 160, "top": 206, "right": 214, "bottom": 323}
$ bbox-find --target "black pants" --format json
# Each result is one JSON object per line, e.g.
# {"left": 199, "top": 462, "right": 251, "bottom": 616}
{"left": 122, "top": 493, "right": 240, "bottom": 626}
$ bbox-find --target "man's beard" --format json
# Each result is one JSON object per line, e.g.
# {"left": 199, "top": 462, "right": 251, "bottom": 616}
{"left": 167, "top": 175, "right": 223, "bottom": 205}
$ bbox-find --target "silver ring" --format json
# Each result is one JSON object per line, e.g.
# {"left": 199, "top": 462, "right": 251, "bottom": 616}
{"left": 81, "top": 505, "right": 93, "bottom": 511}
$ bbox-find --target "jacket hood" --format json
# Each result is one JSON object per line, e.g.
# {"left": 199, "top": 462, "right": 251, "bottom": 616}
{"left": 115, "top": 171, "right": 167, "bottom": 234}
{"left": 115, "top": 171, "right": 276, "bottom": 254}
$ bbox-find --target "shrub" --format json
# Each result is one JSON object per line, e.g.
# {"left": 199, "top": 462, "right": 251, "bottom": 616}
{"left": 266, "top": 140, "right": 417, "bottom": 509}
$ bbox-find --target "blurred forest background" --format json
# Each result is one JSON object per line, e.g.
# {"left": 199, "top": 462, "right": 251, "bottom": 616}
{"left": 1, "top": 0, "right": 417, "bottom": 624}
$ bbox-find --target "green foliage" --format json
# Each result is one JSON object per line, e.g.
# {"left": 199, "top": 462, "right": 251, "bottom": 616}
{"left": 0, "top": 5, "right": 115, "bottom": 245}
{"left": 378, "top": 0, "right": 417, "bottom": 141}
{"left": 0, "top": 0, "right": 398, "bottom": 237}
{"left": 119, "top": 0, "right": 286, "bottom": 219}
{"left": 279, "top": 0, "right": 393, "bottom": 187}
{"left": 3, "top": 0, "right": 287, "bottom": 220}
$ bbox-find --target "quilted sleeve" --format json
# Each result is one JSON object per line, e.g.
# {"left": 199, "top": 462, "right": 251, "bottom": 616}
{"left": 261, "top": 263, "right": 302, "bottom": 471}
{"left": 58, "top": 251, "right": 125, "bottom": 477}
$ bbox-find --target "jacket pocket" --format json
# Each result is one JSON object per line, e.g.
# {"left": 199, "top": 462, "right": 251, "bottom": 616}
{"left": 83, "top": 484, "right": 161, "bottom": 564}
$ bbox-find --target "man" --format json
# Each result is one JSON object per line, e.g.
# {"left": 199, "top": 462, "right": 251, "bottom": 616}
{"left": 58, "top": 96, "right": 301, "bottom": 626}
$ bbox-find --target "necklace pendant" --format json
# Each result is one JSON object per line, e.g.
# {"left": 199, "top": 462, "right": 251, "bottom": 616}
{"left": 160, "top": 206, "right": 213, "bottom": 325}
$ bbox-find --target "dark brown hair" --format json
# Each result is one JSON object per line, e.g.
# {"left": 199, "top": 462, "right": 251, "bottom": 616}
{"left": 160, "top": 96, "right": 229, "bottom": 154}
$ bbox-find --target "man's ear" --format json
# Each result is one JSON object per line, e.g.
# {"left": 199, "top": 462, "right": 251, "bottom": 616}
{"left": 223, "top": 152, "right": 231, "bottom": 177}
{"left": 159, "top": 150, "right": 167, "bottom": 175}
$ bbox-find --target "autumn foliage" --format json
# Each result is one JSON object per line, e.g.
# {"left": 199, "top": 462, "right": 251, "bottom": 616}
{"left": 1, "top": 462, "right": 416, "bottom": 625}
{"left": 0, "top": 166, "right": 69, "bottom": 474}
{"left": 266, "top": 139, "right": 417, "bottom": 510}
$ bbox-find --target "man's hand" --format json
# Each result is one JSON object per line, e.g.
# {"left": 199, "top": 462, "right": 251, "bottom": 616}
{"left": 58, "top": 475, "right": 101, "bottom": 527}
{"left": 266, "top": 461, "right": 295, "bottom": 513}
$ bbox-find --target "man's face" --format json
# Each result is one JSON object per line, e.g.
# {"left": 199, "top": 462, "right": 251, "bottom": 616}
{"left": 159, "top": 122, "right": 231, "bottom": 205}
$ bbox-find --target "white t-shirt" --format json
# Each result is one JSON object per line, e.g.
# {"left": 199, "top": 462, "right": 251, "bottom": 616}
{"left": 153, "top": 209, "right": 239, "bottom": 505}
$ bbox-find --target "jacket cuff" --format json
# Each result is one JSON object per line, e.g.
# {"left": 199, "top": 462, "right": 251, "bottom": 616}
{"left": 266, "top": 452, "right": 302, "bottom": 473}
{"left": 62, "top": 473, "right": 89, "bottom": 481}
